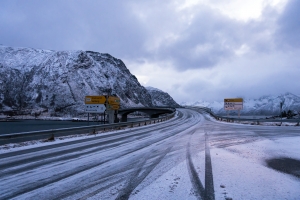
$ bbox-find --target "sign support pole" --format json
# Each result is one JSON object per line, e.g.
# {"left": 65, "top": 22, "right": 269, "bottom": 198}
{"left": 104, "top": 112, "right": 106, "bottom": 124}
{"left": 224, "top": 98, "right": 243, "bottom": 119}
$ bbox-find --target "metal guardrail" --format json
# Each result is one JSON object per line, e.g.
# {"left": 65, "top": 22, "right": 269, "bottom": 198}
{"left": 189, "top": 106, "right": 300, "bottom": 125}
{"left": 0, "top": 111, "right": 176, "bottom": 145}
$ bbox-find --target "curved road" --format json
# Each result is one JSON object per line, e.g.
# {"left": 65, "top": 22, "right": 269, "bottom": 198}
{"left": 0, "top": 108, "right": 300, "bottom": 199}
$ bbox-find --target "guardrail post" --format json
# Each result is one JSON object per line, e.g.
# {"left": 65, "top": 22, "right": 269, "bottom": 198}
{"left": 48, "top": 134, "right": 55, "bottom": 141}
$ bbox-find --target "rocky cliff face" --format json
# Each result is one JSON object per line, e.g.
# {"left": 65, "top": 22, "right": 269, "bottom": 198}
{"left": 146, "top": 87, "right": 180, "bottom": 107}
{"left": 0, "top": 45, "right": 177, "bottom": 117}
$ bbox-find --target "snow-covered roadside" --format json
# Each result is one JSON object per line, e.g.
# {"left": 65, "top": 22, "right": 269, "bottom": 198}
{"left": 128, "top": 136, "right": 300, "bottom": 200}
{"left": 0, "top": 112, "right": 179, "bottom": 154}
{"left": 239, "top": 121, "right": 299, "bottom": 126}
{"left": 0, "top": 131, "right": 107, "bottom": 153}
{"left": 211, "top": 136, "right": 300, "bottom": 200}
{"left": 0, "top": 126, "right": 145, "bottom": 154}
{"left": 130, "top": 160, "right": 197, "bottom": 200}
{"left": 204, "top": 113, "right": 300, "bottom": 127}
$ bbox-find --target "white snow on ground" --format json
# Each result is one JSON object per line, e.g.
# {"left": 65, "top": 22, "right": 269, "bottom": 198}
{"left": 0, "top": 125, "right": 140, "bottom": 154}
{"left": 211, "top": 137, "right": 300, "bottom": 200}
{"left": 0, "top": 131, "right": 101, "bottom": 153}
{"left": 125, "top": 137, "right": 300, "bottom": 200}
{"left": 205, "top": 112, "right": 300, "bottom": 127}
{"left": 130, "top": 160, "right": 197, "bottom": 200}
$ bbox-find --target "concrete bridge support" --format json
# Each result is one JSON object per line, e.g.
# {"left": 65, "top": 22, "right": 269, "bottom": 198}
{"left": 121, "top": 114, "right": 128, "bottom": 122}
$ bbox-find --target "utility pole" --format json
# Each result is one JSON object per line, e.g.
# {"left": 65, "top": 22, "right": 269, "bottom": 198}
{"left": 280, "top": 99, "right": 285, "bottom": 120}
{"left": 297, "top": 111, "right": 300, "bottom": 126}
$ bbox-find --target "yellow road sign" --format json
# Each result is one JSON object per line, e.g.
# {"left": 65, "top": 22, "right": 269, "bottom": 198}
{"left": 106, "top": 104, "right": 120, "bottom": 110}
{"left": 224, "top": 98, "right": 243, "bottom": 110}
{"left": 224, "top": 98, "right": 243, "bottom": 102}
{"left": 107, "top": 96, "right": 120, "bottom": 105}
{"left": 85, "top": 96, "right": 106, "bottom": 104}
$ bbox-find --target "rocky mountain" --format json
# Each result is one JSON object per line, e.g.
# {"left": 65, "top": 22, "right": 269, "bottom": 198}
{"left": 146, "top": 87, "right": 180, "bottom": 107}
{"left": 0, "top": 45, "right": 178, "bottom": 117}
{"left": 181, "top": 92, "right": 300, "bottom": 116}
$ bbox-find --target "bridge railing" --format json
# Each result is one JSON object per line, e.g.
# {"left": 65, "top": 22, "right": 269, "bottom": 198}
{"left": 188, "top": 106, "right": 300, "bottom": 125}
{"left": 0, "top": 110, "right": 176, "bottom": 145}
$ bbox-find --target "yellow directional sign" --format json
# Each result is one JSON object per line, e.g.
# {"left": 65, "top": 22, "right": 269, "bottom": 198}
{"left": 106, "top": 104, "right": 120, "bottom": 110}
{"left": 224, "top": 98, "right": 243, "bottom": 102}
{"left": 107, "top": 96, "right": 120, "bottom": 105}
{"left": 85, "top": 96, "right": 106, "bottom": 104}
{"left": 224, "top": 98, "right": 243, "bottom": 110}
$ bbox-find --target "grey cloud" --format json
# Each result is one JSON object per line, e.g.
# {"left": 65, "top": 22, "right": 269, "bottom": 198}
{"left": 0, "top": 0, "right": 268, "bottom": 71}
{"left": 275, "top": 0, "right": 300, "bottom": 49}
{"left": 139, "top": 4, "right": 279, "bottom": 71}
{"left": 0, "top": 0, "right": 146, "bottom": 58}
{"left": 0, "top": 0, "right": 298, "bottom": 73}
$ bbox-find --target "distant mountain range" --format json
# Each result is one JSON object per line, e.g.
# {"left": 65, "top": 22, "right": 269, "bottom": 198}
{"left": 181, "top": 92, "right": 300, "bottom": 116}
{"left": 0, "top": 45, "right": 179, "bottom": 117}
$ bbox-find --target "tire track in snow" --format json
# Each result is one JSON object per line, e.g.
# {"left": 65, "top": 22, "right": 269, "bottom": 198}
{"left": 115, "top": 147, "right": 172, "bottom": 200}
{"left": 187, "top": 140, "right": 206, "bottom": 199}
{"left": 204, "top": 132, "right": 215, "bottom": 200}
{"left": 186, "top": 130, "right": 215, "bottom": 200}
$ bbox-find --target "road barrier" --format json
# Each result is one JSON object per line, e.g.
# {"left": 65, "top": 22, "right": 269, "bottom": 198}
{"left": 0, "top": 111, "right": 176, "bottom": 145}
{"left": 189, "top": 106, "right": 300, "bottom": 126}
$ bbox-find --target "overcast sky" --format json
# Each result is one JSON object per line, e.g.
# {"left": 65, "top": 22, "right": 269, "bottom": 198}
{"left": 1, "top": 0, "right": 299, "bottom": 103}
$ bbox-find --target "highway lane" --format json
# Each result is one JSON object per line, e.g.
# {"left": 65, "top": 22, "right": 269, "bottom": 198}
{"left": 0, "top": 118, "right": 147, "bottom": 135}
{"left": 0, "top": 120, "right": 100, "bottom": 135}
{"left": 0, "top": 108, "right": 300, "bottom": 199}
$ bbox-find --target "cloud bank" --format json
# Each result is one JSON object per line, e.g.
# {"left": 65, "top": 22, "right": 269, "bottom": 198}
{"left": 1, "top": 0, "right": 299, "bottom": 102}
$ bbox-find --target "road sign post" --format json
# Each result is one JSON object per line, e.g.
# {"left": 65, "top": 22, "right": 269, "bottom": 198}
{"left": 85, "top": 95, "right": 120, "bottom": 124}
{"left": 104, "top": 96, "right": 121, "bottom": 123}
{"left": 224, "top": 98, "right": 243, "bottom": 118}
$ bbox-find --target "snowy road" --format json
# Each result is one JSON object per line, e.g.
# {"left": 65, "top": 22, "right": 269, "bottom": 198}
{"left": 1, "top": 108, "right": 300, "bottom": 200}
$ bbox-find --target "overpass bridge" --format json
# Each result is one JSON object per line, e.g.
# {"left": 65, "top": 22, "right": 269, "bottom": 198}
{"left": 118, "top": 107, "right": 176, "bottom": 122}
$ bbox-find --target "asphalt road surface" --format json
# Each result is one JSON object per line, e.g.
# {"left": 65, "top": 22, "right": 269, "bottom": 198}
{"left": 0, "top": 120, "right": 100, "bottom": 135}
{"left": 0, "top": 118, "right": 147, "bottom": 135}
{"left": 0, "top": 108, "right": 299, "bottom": 200}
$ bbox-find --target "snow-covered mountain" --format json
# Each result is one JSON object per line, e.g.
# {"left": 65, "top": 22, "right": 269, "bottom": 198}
{"left": 181, "top": 92, "right": 300, "bottom": 115}
{"left": 0, "top": 45, "right": 179, "bottom": 117}
{"left": 146, "top": 87, "right": 180, "bottom": 107}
